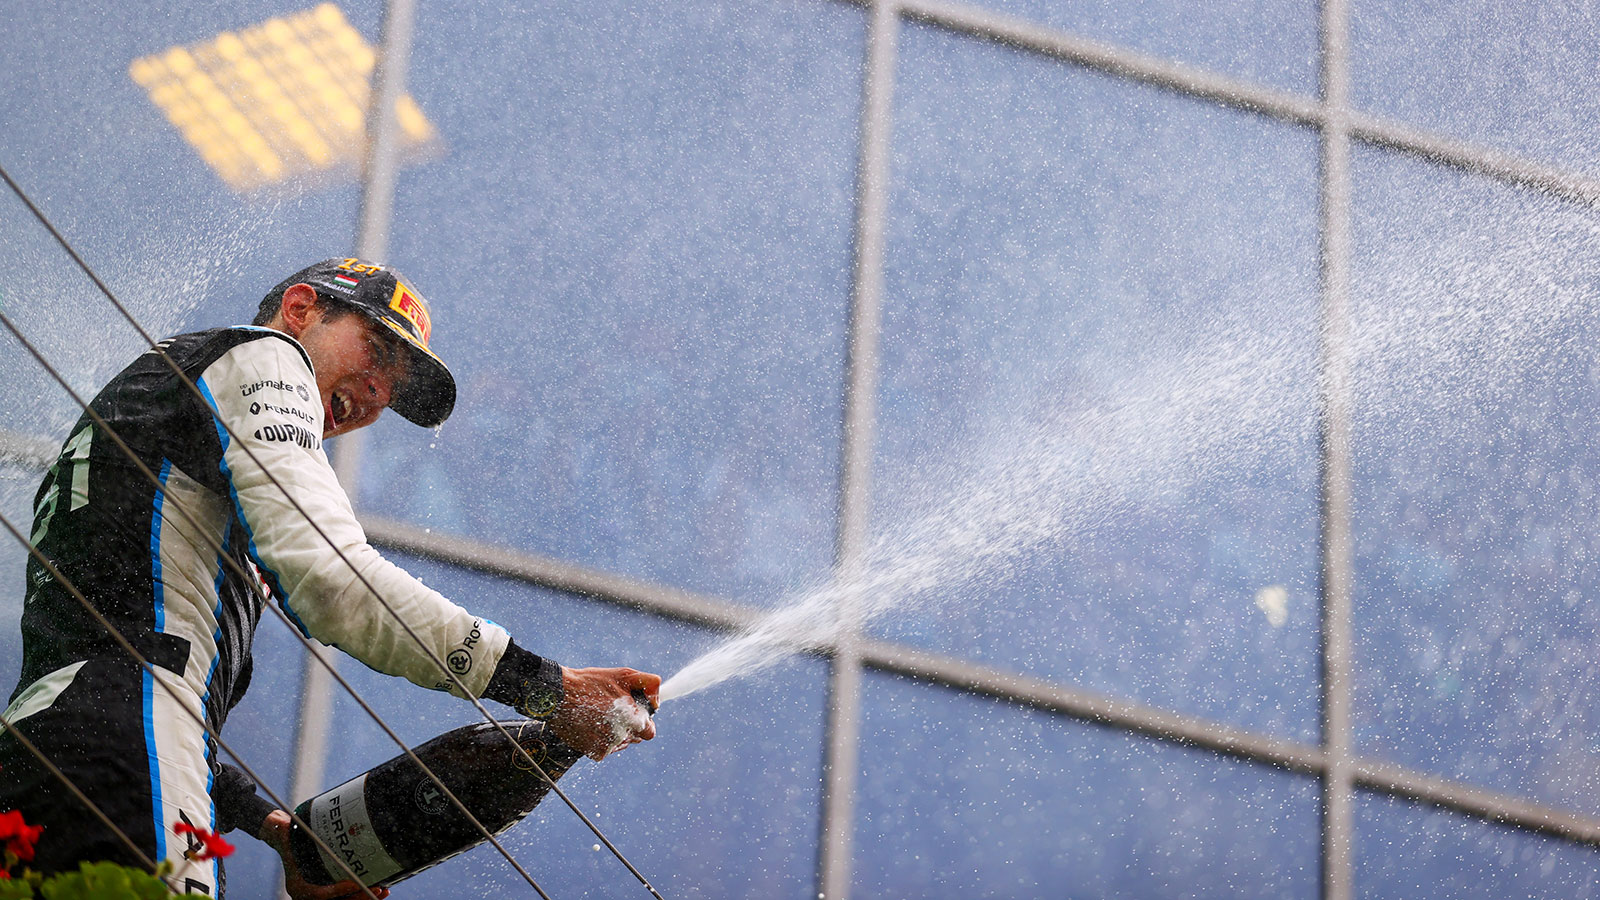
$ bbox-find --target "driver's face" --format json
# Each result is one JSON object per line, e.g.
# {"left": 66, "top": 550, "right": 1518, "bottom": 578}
{"left": 297, "top": 307, "right": 410, "bottom": 438}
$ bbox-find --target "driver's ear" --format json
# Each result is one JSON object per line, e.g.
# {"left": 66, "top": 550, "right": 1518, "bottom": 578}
{"left": 279, "top": 284, "right": 320, "bottom": 337}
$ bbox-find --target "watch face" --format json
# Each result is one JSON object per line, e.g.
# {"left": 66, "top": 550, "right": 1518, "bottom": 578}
{"left": 520, "top": 682, "right": 558, "bottom": 718}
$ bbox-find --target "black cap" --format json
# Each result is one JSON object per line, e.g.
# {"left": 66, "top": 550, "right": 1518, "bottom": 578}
{"left": 267, "top": 258, "right": 456, "bottom": 427}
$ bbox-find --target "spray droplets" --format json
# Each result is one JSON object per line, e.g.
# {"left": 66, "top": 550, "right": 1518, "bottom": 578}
{"left": 661, "top": 313, "right": 1315, "bottom": 701}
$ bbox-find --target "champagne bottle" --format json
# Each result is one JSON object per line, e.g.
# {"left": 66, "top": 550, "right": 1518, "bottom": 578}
{"left": 288, "top": 718, "right": 582, "bottom": 888}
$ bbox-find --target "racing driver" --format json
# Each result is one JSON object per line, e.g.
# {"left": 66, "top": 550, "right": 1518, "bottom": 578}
{"left": 0, "top": 259, "right": 661, "bottom": 897}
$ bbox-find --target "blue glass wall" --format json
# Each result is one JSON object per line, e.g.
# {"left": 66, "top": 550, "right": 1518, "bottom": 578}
{"left": 1351, "top": 146, "right": 1600, "bottom": 817}
{"left": 1357, "top": 793, "right": 1600, "bottom": 899}
{"left": 0, "top": 470, "right": 41, "bottom": 743}
{"left": 875, "top": 23, "right": 1322, "bottom": 739}
{"left": 357, "top": 0, "right": 864, "bottom": 607}
{"left": 857, "top": 673, "right": 1320, "bottom": 897}
{"left": 1352, "top": 0, "right": 1600, "bottom": 170}
{"left": 0, "top": 1, "right": 378, "bottom": 421}
{"left": 953, "top": 0, "right": 1317, "bottom": 93}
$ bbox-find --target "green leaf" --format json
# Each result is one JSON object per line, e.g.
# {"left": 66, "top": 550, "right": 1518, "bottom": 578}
{"left": 37, "top": 860, "right": 193, "bottom": 900}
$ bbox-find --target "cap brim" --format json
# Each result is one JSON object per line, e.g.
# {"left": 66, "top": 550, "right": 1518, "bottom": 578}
{"left": 374, "top": 317, "right": 457, "bottom": 428}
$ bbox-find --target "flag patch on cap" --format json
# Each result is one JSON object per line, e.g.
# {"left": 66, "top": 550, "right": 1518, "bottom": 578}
{"left": 333, "top": 273, "right": 360, "bottom": 287}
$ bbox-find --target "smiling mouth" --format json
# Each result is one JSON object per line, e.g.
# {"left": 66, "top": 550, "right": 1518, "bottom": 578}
{"left": 329, "top": 391, "right": 352, "bottom": 428}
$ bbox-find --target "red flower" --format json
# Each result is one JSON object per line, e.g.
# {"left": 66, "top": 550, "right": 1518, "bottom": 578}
{"left": 0, "top": 809, "right": 43, "bottom": 862}
{"left": 173, "top": 821, "right": 234, "bottom": 861}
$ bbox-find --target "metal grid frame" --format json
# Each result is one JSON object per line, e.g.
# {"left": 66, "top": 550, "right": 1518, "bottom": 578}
{"left": 816, "top": 1, "right": 1600, "bottom": 897}
{"left": 6, "top": 1, "right": 1600, "bottom": 898}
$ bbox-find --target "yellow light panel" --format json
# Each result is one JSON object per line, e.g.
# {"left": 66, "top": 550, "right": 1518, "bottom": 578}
{"left": 130, "top": 3, "right": 438, "bottom": 192}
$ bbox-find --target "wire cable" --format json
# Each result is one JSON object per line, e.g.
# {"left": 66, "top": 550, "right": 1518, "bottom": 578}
{"left": 0, "top": 161, "right": 665, "bottom": 897}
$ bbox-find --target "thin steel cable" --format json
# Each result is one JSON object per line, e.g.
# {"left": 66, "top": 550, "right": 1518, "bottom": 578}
{"left": 0, "top": 306, "right": 552, "bottom": 900}
{"left": 0, "top": 716, "right": 158, "bottom": 873}
{"left": 0, "top": 162, "right": 664, "bottom": 897}
{"left": 0, "top": 511, "right": 390, "bottom": 899}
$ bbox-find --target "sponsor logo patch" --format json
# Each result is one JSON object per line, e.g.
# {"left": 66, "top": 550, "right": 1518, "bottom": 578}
{"left": 324, "top": 794, "right": 369, "bottom": 876}
{"left": 254, "top": 423, "right": 320, "bottom": 449}
{"left": 249, "top": 400, "right": 315, "bottom": 425}
{"left": 389, "top": 283, "right": 432, "bottom": 346}
{"left": 240, "top": 378, "right": 308, "bottom": 398}
{"left": 445, "top": 621, "right": 482, "bottom": 677}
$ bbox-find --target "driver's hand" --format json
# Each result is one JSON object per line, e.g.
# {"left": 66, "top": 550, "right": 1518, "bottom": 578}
{"left": 260, "top": 809, "right": 391, "bottom": 900}
{"left": 548, "top": 666, "right": 662, "bottom": 760}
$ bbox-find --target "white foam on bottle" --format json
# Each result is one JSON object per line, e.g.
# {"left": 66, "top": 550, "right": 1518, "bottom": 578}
{"left": 603, "top": 694, "right": 652, "bottom": 751}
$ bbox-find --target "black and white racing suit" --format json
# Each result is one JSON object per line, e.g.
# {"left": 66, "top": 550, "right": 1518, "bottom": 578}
{"left": 0, "top": 327, "right": 561, "bottom": 896}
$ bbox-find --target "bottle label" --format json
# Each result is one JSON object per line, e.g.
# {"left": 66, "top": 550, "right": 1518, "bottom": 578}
{"left": 308, "top": 773, "right": 404, "bottom": 885}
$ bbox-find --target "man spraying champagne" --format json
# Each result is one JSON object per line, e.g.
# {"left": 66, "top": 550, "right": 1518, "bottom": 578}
{"left": 0, "top": 259, "right": 661, "bottom": 898}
